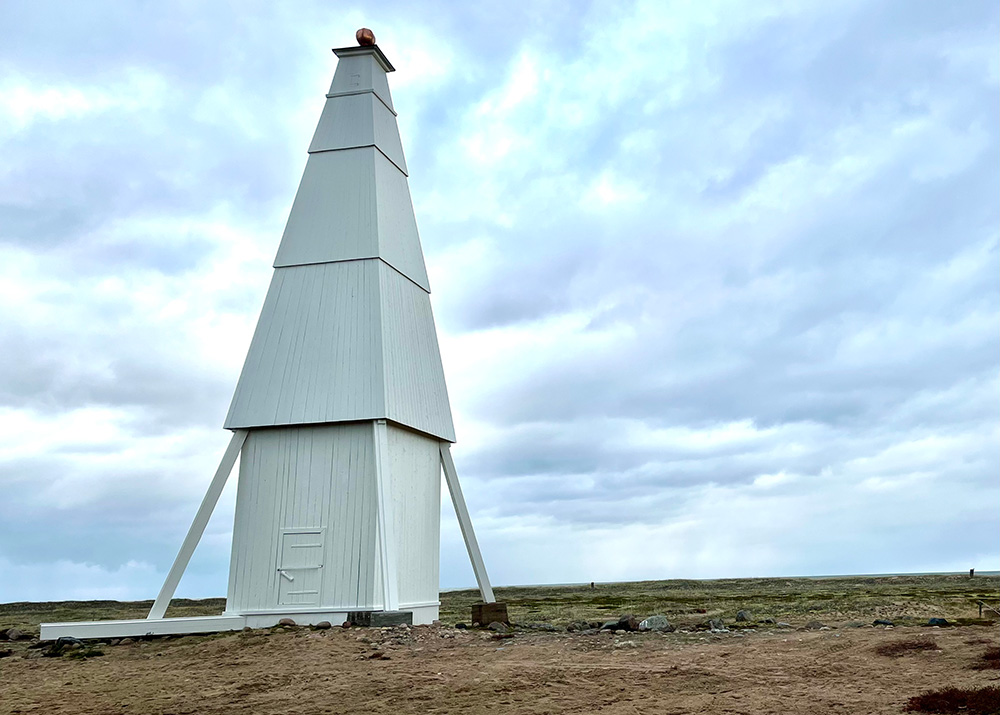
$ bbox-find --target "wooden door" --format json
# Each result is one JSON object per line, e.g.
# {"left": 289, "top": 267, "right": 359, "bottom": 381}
{"left": 277, "top": 529, "right": 324, "bottom": 606}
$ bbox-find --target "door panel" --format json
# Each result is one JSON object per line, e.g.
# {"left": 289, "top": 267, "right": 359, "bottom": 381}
{"left": 277, "top": 530, "right": 324, "bottom": 606}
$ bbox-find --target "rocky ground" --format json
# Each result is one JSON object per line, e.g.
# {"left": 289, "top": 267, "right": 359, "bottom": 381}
{"left": 2, "top": 617, "right": 998, "bottom": 714}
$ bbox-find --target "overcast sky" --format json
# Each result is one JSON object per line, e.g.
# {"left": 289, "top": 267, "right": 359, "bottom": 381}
{"left": 1, "top": 1, "right": 997, "bottom": 603}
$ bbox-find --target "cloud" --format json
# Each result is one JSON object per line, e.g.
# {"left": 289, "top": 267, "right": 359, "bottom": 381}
{"left": 0, "top": 0, "right": 997, "bottom": 603}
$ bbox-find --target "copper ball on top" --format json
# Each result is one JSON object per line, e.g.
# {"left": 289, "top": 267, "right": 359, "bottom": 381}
{"left": 356, "top": 28, "right": 375, "bottom": 46}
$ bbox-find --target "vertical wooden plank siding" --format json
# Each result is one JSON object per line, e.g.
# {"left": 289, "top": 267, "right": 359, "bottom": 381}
{"left": 387, "top": 424, "right": 441, "bottom": 606}
{"left": 227, "top": 425, "right": 379, "bottom": 613}
{"left": 224, "top": 261, "right": 385, "bottom": 430}
{"left": 327, "top": 52, "right": 395, "bottom": 112}
{"left": 308, "top": 93, "right": 408, "bottom": 175}
{"left": 272, "top": 149, "right": 380, "bottom": 269}
{"left": 272, "top": 147, "right": 429, "bottom": 291}
{"left": 379, "top": 263, "right": 456, "bottom": 442}
{"left": 372, "top": 152, "right": 429, "bottom": 289}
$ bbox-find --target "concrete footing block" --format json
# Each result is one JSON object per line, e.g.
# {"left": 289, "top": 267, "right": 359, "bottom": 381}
{"left": 472, "top": 602, "right": 509, "bottom": 626}
{"left": 347, "top": 611, "right": 413, "bottom": 627}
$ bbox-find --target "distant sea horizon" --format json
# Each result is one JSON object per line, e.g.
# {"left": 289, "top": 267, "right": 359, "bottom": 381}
{"left": 441, "top": 570, "right": 1000, "bottom": 592}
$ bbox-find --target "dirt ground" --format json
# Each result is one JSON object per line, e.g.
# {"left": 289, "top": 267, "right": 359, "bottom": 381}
{"left": 2, "top": 622, "right": 997, "bottom": 714}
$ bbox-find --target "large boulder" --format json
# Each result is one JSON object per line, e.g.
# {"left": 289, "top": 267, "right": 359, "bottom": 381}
{"left": 638, "top": 615, "right": 674, "bottom": 633}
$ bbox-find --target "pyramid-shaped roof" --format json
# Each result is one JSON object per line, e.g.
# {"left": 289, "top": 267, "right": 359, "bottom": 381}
{"left": 224, "top": 45, "right": 454, "bottom": 442}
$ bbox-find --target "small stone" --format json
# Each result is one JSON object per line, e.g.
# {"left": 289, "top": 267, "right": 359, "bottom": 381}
{"left": 487, "top": 621, "right": 508, "bottom": 633}
{"left": 5, "top": 628, "right": 23, "bottom": 641}
{"left": 804, "top": 621, "right": 826, "bottom": 630}
{"left": 708, "top": 618, "right": 727, "bottom": 632}
{"left": 600, "top": 620, "right": 618, "bottom": 631}
{"left": 873, "top": 619, "right": 894, "bottom": 627}
{"left": 242, "top": 627, "right": 253, "bottom": 633}
{"left": 926, "top": 618, "right": 949, "bottom": 627}
{"left": 315, "top": 621, "right": 332, "bottom": 630}
{"left": 638, "top": 615, "right": 674, "bottom": 633}
{"left": 341, "top": 621, "right": 351, "bottom": 629}
{"left": 455, "top": 623, "right": 468, "bottom": 629}
{"left": 735, "top": 610, "right": 752, "bottom": 622}
{"left": 776, "top": 622, "right": 793, "bottom": 628}
{"left": 760, "top": 617, "right": 776, "bottom": 624}
{"left": 278, "top": 618, "right": 297, "bottom": 627}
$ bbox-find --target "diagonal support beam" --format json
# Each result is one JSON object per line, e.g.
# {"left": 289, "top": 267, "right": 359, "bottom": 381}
{"left": 440, "top": 442, "right": 495, "bottom": 603}
{"left": 147, "top": 430, "right": 248, "bottom": 620}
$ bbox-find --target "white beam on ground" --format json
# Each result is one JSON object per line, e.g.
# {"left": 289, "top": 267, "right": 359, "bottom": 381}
{"left": 373, "top": 420, "right": 400, "bottom": 611}
{"left": 440, "top": 443, "right": 495, "bottom": 603}
{"left": 147, "top": 429, "right": 249, "bottom": 620}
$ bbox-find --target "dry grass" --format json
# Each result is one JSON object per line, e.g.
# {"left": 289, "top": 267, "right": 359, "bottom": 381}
{"left": 2, "top": 573, "right": 997, "bottom": 638}
{"left": 874, "top": 637, "right": 939, "bottom": 657}
{"left": 970, "top": 645, "right": 1000, "bottom": 670}
{"left": 903, "top": 686, "right": 1000, "bottom": 714}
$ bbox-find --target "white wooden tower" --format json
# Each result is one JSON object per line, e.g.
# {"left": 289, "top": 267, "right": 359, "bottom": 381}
{"left": 41, "top": 35, "right": 496, "bottom": 639}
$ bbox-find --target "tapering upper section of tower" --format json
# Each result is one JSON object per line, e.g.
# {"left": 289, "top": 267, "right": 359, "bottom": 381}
{"left": 271, "top": 44, "right": 430, "bottom": 292}
{"left": 224, "top": 43, "right": 454, "bottom": 441}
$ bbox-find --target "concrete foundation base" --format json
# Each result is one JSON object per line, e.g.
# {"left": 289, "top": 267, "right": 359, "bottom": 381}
{"left": 347, "top": 610, "right": 413, "bottom": 627}
{"left": 40, "top": 603, "right": 438, "bottom": 640}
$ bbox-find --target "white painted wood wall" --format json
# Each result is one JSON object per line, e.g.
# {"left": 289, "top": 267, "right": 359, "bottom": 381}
{"left": 226, "top": 423, "right": 440, "bottom": 616}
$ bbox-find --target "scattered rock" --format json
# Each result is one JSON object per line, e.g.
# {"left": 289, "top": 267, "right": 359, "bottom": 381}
{"left": 120, "top": 637, "right": 134, "bottom": 645}
{"left": 341, "top": 621, "right": 351, "bottom": 629}
{"left": 638, "top": 615, "right": 674, "bottom": 633}
{"left": 927, "top": 618, "right": 949, "bottom": 627}
{"left": 760, "top": 618, "right": 776, "bottom": 624}
{"left": 776, "top": 622, "right": 793, "bottom": 628}
{"left": 566, "top": 621, "right": 589, "bottom": 632}
{"left": 873, "top": 619, "right": 894, "bottom": 627}
{"left": 5, "top": 628, "right": 24, "bottom": 641}
{"left": 708, "top": 618, "right": 728, "bottom": 633}
{"left": 241, "top": 627, "right": 253, "bottom": 633}
{"left": 455, "top": 623, "right": 468, "bottom": 630}
{"left": 523, "top": 623, "right": 559, "bottom": 632}
{"left": 735, "top": 610, "right": 752, "bottom": 622}
{"left": 804, "top": 621, "right": 826, "bottom": 630}
{"left": 580, "top": 628, "right": 600, "bottom": 635}
{"left": 44, "top": 636, "right": 83, "bottom": 657}
{"left": 487, "top": 621, "right": 509, "bottom": 633}
{"left": 599, "top": 616, "right": 639, "bottom": 632}
{"left": 617, "top": 615, "right": 639, "bottom": 632}
{"left": 278, "top": 618, "right": 297, "bottom": 627}
{"left": 314, "top": 621, "right": 332, "bottom": 630}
